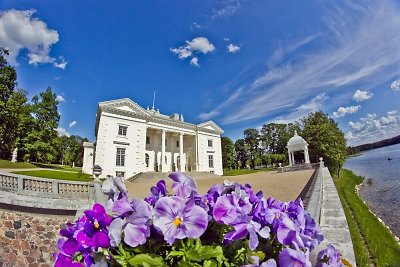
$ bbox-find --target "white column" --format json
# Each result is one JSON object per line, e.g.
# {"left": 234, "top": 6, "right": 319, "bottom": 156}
{"left": 291, "top": 152, "right": 295, "bottom": 165}
{"left": 179, "top": 133, "right": 184, "bottom": 171}
{"left": 195, "top": 134, "right": 199, "bottom": 171}
{"left": 161, "top": 130, "right": 166, "bottom": 172}
{"left": 288, "top": 151, "right": 292, "bottom": 166}
{"left": 305, "top": 148, "right": 310, "bottom": 164}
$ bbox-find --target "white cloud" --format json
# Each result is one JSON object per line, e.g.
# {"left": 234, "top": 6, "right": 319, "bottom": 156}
{"left": 190, "top": 22, "right": 202, "bottom": 30}
{"left": 333, "top": 105, "right": 361, "bottom": 118}
{"left": 56, "top": 127, "right": 70, "bottom": 137}
{"left": 391, "top": 80, "right": 400, "bottom": 91}
{"left": 190, "top": 57, "right": 199, "bottom": 67}
{"left": 0, "top": 9, "right": 67, "bottom": 69}
{"left": 347, "top": 110, "right": 400, "bottom": 145}
{"left": 56, "top": 95, "right": 65, "bottom": 102}
{"left": 353, "top": 89, "right": 373, "bottom": 102}
{"left": 170, "top": 37, "right": 215, "bottom": 66}
{"left": 202, "top": 1, "right": 400, "bottom": 125}
{"left": 212, "top": 0, "right": 242, "bottom": 19}
{"left": 227, "top": 43, "right": 240, "bottom": 53}
{"left": 69, "top": 121, "right": 77, "bottom": 128}
{"left": 272, "top": 93, "right": 329, "bottom": 124}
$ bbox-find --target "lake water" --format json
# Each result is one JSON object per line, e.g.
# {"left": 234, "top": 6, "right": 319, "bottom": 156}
{"left": 343, "top": 143, "right": 400, "bottom": 238}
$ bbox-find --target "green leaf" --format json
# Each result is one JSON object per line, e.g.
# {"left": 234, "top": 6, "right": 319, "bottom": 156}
{"left": 128, "top": 254, "right": 166, "bottom": 267}
{"left": 198, "top": 245, "right": 224, "bottom": 260}
{"left": 203, "top": 259, "right": 218, "bottom": 267}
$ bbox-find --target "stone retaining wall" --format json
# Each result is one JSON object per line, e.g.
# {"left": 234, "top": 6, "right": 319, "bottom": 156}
{"left": 0, "top": 209, "right": 73, "bottom": 267}
{"left": 307, "top": 165, "right": 356, "bottom": 266}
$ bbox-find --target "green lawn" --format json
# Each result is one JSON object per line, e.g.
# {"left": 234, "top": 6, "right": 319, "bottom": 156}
{"left": 223, "top": 168, "right": 272, "bottom": 176}
{"left": 12, "top": 170, "right": 92, "bottom": 182}
{"left": 334, "top": 169, "right": 400, "bottom": 266}
{"left": 0, "top": 159, "right": 37, "bottom": 169}
{"left": 31, "top": 162, "right": 82, "bottom": 172}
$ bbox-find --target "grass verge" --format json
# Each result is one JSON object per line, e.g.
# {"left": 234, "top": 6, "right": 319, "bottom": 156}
{"left": 11, "top": 170, "right": 92, "bottom": 182}
{"left": 334, "top": 169, "right": 400, "bottom": 266}
{"left": 223, "top": 168, "right": 272, "bottom": 176}
{"left": 0, "top": 159, "right": 37, "bottom": 169}
{"left": 31, "top": 162, "right": 82, "bottom": 172}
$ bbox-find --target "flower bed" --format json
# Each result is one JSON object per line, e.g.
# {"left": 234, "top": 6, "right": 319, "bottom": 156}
{"left": 54, "top": 172, "right": 349, "bottom": 266}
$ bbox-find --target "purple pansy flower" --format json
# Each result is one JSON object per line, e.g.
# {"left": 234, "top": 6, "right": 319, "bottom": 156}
{"left": 153, "top": 196, "right": 208, "bottom": 244}
{"left": 102, "top": 176, "right": 128, "bottom": 210}
{"left": 316, "top": 244, "right": 344, "bottom": 267}
{"left": 145, "top": 180, "right": 167, "bottom": 205}
{"left": 279, "top": 247, "right": 312, "bottom": 267}
{"left": 242, "top": 256, "right": 277, "bottom": 267}
{"left": 224, "top": 216, "right": 270, "bottom": 250}
{"left": 169, "top": 172, "right": 197, "bottom": 198}
{"left": 109, "top": 197, "right": 152, "bottom": 247}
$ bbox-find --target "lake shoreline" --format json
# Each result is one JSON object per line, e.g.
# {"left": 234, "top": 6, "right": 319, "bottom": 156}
{"left": 356, "top": 181, "right": 400, "bottom": 242}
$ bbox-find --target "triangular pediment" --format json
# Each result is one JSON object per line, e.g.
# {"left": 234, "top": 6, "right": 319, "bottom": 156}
{"left": 197, "top": 120, "right": 224, "bottom": 134}
{"left": 99, "top": 98, "right": 149, "bottom": 117}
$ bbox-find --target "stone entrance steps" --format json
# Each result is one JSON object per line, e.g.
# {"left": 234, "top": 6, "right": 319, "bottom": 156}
{"left": 127, "top": 171, "right": 220, "bottom": 182}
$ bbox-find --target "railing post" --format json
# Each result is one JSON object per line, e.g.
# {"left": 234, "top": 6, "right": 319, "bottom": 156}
{"left": 18, "top": 176, "right": 24, "bottom": 191}
{"left": 52, "top": 181, "right": 59, "bottom": 194}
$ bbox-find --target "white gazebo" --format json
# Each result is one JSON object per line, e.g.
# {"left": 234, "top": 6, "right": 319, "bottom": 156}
{"left": 286, "top": 131, "right": 310, "bottom": 165}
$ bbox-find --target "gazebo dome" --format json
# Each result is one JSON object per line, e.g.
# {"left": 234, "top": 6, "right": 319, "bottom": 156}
{"left": 287, "top": 131, "right": 308, "bottom": 147}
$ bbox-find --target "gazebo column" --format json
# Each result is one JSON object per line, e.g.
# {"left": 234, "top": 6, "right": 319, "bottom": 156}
{"left": 304, "top": 148, "right": 310, "bottom": 164}
{"left": 288, "top": 151, "right": 292, "bottom": 166}
{"left": 291, "top": 152, "right": 295, "bottom": 165}
{"left": 161, "top": 130, "right": 166, "bottom": 172}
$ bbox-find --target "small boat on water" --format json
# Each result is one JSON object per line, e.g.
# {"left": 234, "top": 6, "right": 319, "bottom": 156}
{"left": 387, "top": 157, "right": 392, "bottom": 160}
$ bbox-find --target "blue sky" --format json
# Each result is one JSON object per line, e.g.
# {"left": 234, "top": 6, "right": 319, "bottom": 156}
{"left": 1, "top": 0, "right": 399, "bottom": 146}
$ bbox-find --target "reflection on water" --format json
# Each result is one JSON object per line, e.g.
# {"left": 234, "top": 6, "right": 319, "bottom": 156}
{"left": 344, "top": 143, "right": 400, "bottom": 237}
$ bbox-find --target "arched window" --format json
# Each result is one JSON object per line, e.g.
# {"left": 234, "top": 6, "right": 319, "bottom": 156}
{"left": 177, "top": 156, "right": 180, "bottom": 166}
{"left": 145, "top": 154, "right": 149, "bottom": 167}
{"left": 165, "top": 156, "right": 168, "bottom": 164}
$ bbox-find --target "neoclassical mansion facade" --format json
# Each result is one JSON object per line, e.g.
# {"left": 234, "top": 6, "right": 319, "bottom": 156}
{"left": 82, "top": 98, "right": 224, "bottom": 178}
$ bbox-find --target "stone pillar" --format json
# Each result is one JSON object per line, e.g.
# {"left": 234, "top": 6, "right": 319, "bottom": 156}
{"left": 161, "top": 130, "right": 166, "bottom": 172}
{"left": 305, "top": 148, "right": 310, "bottom": 164}
{"left": 195, "top": 134, "right": 199, "bottom": 171}
{"left": 291, "top": 152, "right": 295, "bottom": 165}
{"left": 288, "top": 151, "right": 292, "bottom": 165}
{"left": 179, "top": 133, "right": 184, "bottom": 171}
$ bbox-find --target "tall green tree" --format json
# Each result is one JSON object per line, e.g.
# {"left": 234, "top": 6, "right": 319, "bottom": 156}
{"left": 221, "top": 136, "right": 235, "bottom": 169}
{"left": 301, "top": 111, "right": 347, "bottom": 176}
{"left": 22, "top": 87, "right": 60, "bottom": 162}
{"left": 0, "top": 48, "right": 28, "bottom": 158}
{"left": 243, "top": 128, "right": 259, "bottom": 168}
{"left": 234, "top": 138, "right": 248, "bottom": 168}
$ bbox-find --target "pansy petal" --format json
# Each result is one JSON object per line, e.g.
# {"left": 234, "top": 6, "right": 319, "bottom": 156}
{"left": 112, "top": 196, "right": 133, "bottom": 215}
{"left": 109, "top": 218, "right": 124, "bottom": 247}
{"left": 123, "top": 223, "right": 149, "bottom": 247}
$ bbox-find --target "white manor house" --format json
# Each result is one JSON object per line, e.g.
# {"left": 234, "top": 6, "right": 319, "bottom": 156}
{"left": 82, "top": 98, "right": 224, "bottom": 178}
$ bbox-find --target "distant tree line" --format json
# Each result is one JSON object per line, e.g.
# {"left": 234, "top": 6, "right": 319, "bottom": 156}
{"left": 0, "top": 48, "right": 88, "bottom": 166}
{"left": 221, "top": 111, "right": 348, "bottom": 175}
{"left": 348, "top": 134, "right": 400, "bottom": 155}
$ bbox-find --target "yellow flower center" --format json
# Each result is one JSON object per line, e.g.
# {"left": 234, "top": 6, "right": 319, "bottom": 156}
{"left": 173, "top": 217, "right": 182, "bottom": 227}
{"left": 275, "top": 213, "right": 280, "bottom": 219}
{"left": 94, "top": 221, "right": 100, "bottom": 229}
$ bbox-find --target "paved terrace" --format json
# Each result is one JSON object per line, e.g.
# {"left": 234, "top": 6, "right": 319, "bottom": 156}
{"left": 126, "top": 169, "right": 315, "bottom": 201}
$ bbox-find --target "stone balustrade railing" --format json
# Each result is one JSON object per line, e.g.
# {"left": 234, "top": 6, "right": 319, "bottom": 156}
{"left": 277, "top": 162, "right": 319, "bottom": 173}
{"left": 0, "top": 171, "right": 95, "bottom": 211}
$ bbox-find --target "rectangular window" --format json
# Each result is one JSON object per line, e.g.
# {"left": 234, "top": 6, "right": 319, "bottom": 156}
{"left": 115, "top": 171, "right": 125, "bottom": 178}
{"left": 116, "top": 148, "right": 126, "bottom": 166}
{"left": 208, "top": 139, "right": 213, "bottom": 147}
{"left": 118, "top": 125, "right": 128, "bottom": 136}
{"left": 146, "top": 136, "right": 150, "bottom": 144}
{"left": 176, "top": 140, "right": 180, "bottom": 147}
{"left": 208, "top": 155, "right": 214, "bottom": 168}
